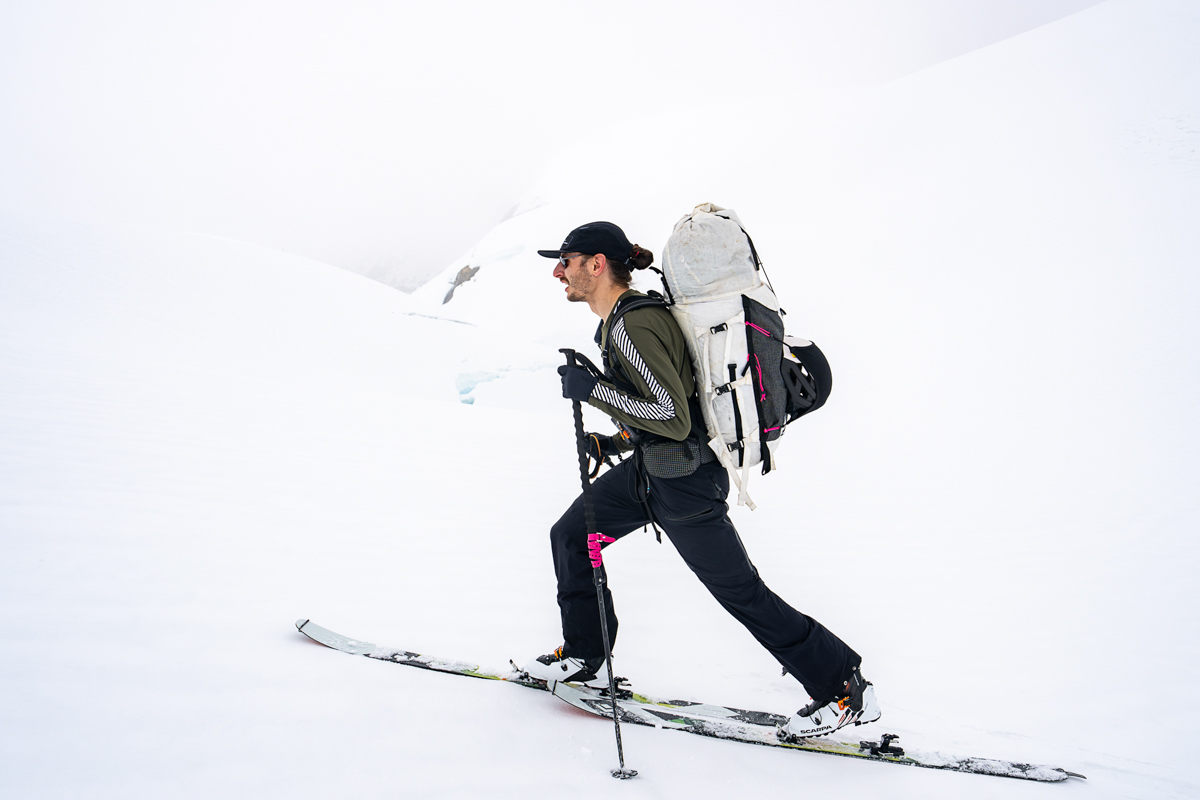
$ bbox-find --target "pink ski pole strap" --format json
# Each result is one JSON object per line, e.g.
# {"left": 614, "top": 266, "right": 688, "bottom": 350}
{"left": 588, "top": 533, "right": 616, "bottom": 568}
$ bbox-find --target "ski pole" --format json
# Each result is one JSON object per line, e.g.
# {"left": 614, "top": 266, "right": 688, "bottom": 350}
{"left": 560, "top": 348, "right": 637, "bottom": 780}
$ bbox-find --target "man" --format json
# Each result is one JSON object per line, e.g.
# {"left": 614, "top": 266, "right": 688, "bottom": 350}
{"left": 522, "top": 221, "right": 880, "bottom": 738}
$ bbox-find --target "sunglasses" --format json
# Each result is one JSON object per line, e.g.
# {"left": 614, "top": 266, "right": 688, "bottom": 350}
{"left": 558, "top": 253, "right": 591, "bottom": 268}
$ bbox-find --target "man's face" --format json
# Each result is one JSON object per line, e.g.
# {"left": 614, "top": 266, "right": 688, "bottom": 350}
{"left": 552, "top": 253, "right": 594, "bottom": 303}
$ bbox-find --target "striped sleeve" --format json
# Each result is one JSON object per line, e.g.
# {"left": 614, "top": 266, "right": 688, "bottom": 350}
{"left": 590, "top": 318, "right": 676, "bottom": 421}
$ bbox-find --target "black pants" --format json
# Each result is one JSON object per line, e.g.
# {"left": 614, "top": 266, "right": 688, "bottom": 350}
{"left": 550, "top": 458, "right": 861, "bottom": 702}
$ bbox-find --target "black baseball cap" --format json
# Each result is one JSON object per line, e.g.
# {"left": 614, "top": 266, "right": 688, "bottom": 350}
{"left": 537, "top": 221, "right": 634, "bottom": 264}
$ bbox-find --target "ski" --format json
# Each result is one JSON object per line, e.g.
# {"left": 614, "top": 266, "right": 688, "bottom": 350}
{"left": 295, "top": 618, "right": 545, "bottom": 689}
{"left": 551, "top": 681, "right": 1083, "bottom": 782}
{"left": 295, "top": 619, "right": 1084, "bottom": 783}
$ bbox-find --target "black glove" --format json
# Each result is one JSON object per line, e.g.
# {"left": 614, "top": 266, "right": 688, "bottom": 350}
{"left": 557, "top": 364, "right": 599, "bottom": 401}
{"left": 585, "top": 433, "right": 621, "bottom": 463}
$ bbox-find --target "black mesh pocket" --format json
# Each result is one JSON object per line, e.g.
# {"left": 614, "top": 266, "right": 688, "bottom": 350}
{"left": 643, "top": 437, "right": 713, "bottom": 479}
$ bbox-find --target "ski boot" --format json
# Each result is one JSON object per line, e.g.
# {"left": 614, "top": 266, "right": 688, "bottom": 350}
{"left": 521, "top": 645, "right": 610, "bottom": 688}
{"left": 782, "top": 666, "right": 881, "bottom": 739}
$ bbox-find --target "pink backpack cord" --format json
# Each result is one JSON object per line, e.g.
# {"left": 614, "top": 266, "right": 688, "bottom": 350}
{"left": 588, "top": 533, "right": 616, "bottom": 568}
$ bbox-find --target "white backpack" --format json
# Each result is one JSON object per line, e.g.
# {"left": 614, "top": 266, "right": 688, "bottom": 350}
{"left": 660, "top": 204, "right": 830, "bottom": 509}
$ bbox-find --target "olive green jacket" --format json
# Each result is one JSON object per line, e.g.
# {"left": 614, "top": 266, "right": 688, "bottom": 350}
{"left": 589, "top": 290, "right": 696, "bottom": 445}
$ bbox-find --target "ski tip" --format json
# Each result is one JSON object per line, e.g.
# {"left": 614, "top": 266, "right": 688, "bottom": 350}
{"left": 295, "top": 619, "right": 309, "bottom": 631}
{"left": 1064, "top": 771, "right": 1088, "bottom": 780}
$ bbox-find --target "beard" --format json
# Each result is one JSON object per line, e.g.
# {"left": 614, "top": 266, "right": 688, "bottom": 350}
{"left": 563, "top": 266, "right": 593, "bottom": 303}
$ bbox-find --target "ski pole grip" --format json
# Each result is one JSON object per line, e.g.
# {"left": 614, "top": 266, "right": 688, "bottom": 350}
{"left": 559, "top": 348, "right": 578, "bottom": 368}
{"left": 588, "top": 533, "right": 616, "bottom": 568}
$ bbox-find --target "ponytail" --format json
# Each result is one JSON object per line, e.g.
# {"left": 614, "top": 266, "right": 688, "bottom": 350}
{"left": 609, "top": 244, "right": 654, "bottom": 288}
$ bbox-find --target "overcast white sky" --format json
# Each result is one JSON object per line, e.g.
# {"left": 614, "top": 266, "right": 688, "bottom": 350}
{"left": 0, "top": 0, "right": 1103, "bottom": 287}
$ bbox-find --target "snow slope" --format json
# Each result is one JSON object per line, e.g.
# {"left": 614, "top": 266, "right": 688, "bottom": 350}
{"left": 2, "top": 1, "right": 1198, "bottom": 798}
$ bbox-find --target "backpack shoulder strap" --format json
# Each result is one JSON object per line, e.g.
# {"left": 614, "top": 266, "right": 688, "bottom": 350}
{"left": 602, "top": 294, "right": 670, "bottom": 394}
{"left": 602, "top": 294, "right": 707, "bottom": 442}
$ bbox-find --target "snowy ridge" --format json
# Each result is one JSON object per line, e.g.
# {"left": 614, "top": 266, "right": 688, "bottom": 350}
{"left": 2, "top": 2, "right": 1198, "bottom": 798}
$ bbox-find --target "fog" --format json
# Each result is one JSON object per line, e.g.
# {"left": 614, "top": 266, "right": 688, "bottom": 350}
{"left": 0, "top": 0, "right": 1102, "bottom": 289}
